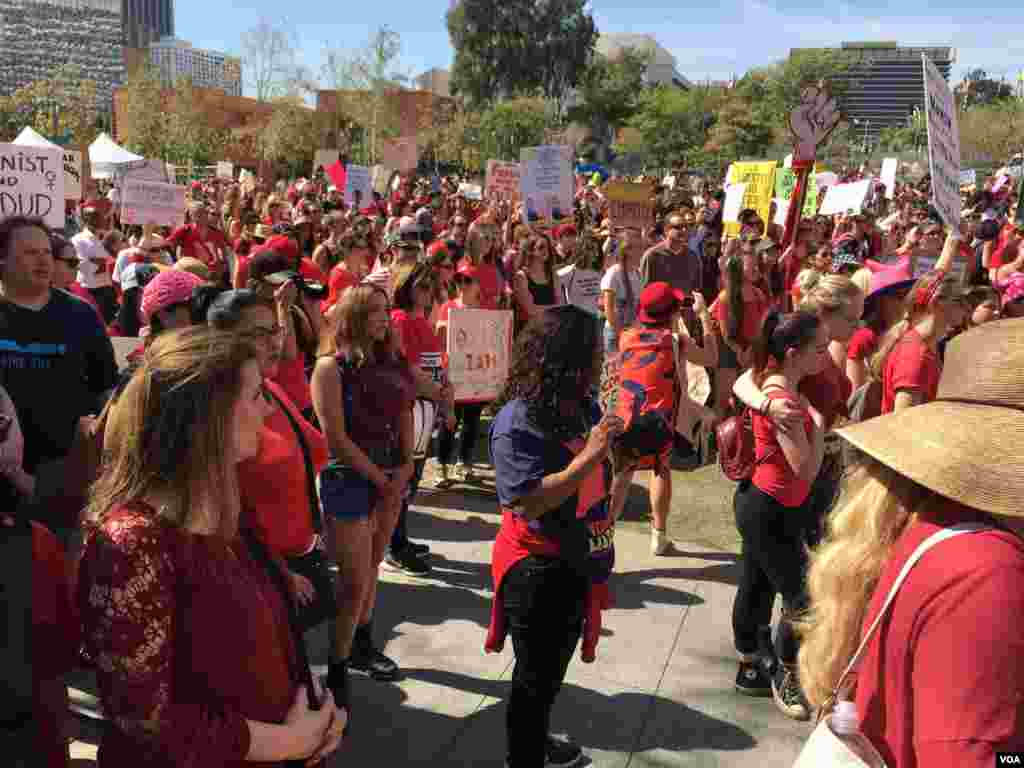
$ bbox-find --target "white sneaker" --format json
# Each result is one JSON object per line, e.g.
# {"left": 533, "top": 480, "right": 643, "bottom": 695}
{"left": 651, "top": 528, "right": 673, "bottom": 556}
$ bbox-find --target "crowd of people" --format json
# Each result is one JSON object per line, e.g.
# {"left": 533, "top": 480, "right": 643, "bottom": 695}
{"left": 4, "top": 154, "right": 1024, "bottom": 768}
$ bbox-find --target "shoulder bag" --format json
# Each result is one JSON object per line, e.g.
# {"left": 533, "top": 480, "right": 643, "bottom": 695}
{"left": 793, "top": 523, "right": 990, "bottom": 767}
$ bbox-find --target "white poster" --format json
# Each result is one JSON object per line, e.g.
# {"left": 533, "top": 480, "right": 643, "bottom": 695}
{"left": 120, "top": 178, "right": 186, "bottom": 228}
{"left": 63, "top": 150, "right": 83, "bottom": 200}
{"left": 722, "top": 182, "right": 747, "bottom": 224}
{"left": 458, "top": 182, "right": 482, "bottom": 201}
{"left": 520, "top": 145, "right": 573, "bottom": 224}
{"left": 881, "top": 158, "right": 898, "bottom": 200}
{"left": 0, "top": 143, "right": 65, "bottom": 228}
{"left": 447, "top": 308, "right": 513, "bottom": 403}
{"left": 959, "top": 169, "right": 977, "bottom": 186}
{"left": 922, "top": 54, "right": 961, "bottom": 230}
{"left": 344, "top": 164, "right": 372, "bottom": 206}
{"left": 485, "top": 160, "right": 521, "bottom": 202}
{"left": 818, "top": 179, "right": 872, "bottom": 216}
{"left": 772, "top": 198, "right": 789, "bottom": 227}
{"left": 216, "top": 161, "right": 234, "bottom": 180}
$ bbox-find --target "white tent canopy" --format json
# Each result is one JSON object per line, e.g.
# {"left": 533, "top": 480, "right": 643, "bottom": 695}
{"left": 89, "top": 133, "right": 146, "bottom": 179}
{"left": 13, "top": 126, "right": 59, "bottom": 148}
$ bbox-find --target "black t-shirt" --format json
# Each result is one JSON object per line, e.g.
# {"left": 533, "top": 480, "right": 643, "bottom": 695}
{"left": 0, "top": 289, "right": 118, "bottom": 471}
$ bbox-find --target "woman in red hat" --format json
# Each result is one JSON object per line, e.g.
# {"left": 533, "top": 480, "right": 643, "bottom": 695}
{"left": 847, "top": 264, "right": 916, "bottom": 391}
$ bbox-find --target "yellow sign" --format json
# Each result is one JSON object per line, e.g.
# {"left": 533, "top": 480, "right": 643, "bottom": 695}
{"left": 725, "top": 161, "right": 777, "bottom": 237}
{"left": 605, "top": 181, "right": 655, "bottom": 231}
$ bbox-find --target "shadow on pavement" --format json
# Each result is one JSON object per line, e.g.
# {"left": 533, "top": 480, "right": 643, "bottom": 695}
{"left": 407, "top": 507, "right": 500, "bottom": 544}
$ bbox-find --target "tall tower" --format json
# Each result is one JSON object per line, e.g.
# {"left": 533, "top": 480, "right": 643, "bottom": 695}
{"left": 122, "top": 0, "right": 173, "bottom": 49}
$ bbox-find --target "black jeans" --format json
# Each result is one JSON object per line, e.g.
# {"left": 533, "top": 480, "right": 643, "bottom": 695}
{"left": 502, "top": 555, "right": 587, "bottom": 768}
{"left": 732, "top": 481, "right": 814, "bottom": 665}
{"left": 389, "top": 457, "right": 426, "bottom": 554}
{"left": 437, "top": 403, "right": 484, "bottom": 466}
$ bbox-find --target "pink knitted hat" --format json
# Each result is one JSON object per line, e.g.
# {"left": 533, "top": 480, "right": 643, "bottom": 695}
{"left": 1000, "top": 273, "right": 1024, "bottom": 306}
{"left": 140, "top": 269, "right": 203, "bottom": 324}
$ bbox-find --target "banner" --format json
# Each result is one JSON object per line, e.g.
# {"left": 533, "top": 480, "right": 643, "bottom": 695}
{"left": 485, "top": 160, "right": 521, "bottom": 202}
{"left": 818, "top": 179, "right": 872, "bottom": 216}
{"left": 605, "top": 181, "right": 655, "bottom": 231}
{"left": 120, "top": 178, "right": 186, "bottom": 228}
{"left": 344, "top": 164, "right": 371, "bottom": 206}
{"left": 63, "top": 150, "right": 82, "bottom": 200}
{"left": 313, "top": 149, "right": 340, "bottom": 177}
{"left": 881, "top": 158, "right": 899, "bottom": 199}
{"left": 381, "top": 137, "right": 418, "bottom": 171}
{"left": 774, "top": 167, "right": 818, "bottom": 217}
{"left": 922, "top": 54, "right": 961, "bottom": 230}
{"left": 447, "top": 308, "right": 513, "bottom": 403}
{"left": 724, "top": 161, "right": 776, "bottom": 236}
{"left": 0, "top": 143, "right": 64, "bottom": 228}
{"left": 520, "top": 145, "right": 574, "bottom": 225}
{"left": 216, "top": 161, "right": 234, "bottom": 180}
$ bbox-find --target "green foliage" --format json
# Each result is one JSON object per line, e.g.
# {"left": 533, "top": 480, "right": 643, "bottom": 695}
{"left": 446, "top": 0, "right": 597, "bottom": 107}
{"left": 123, "top": 65, "right": 169, "bottom": 159}
{"left": 961, "top": 69, "right": 1014, "bottom": 109}
{"left": 736, "top": 49, "right": 854, "bottom": 130}
{"left": 478, "top": 97, "right": 554, "bottom": 162}
{"left": 566, "top": 48, "right": 649, "bottom": 132}
{"left": 259, "top": 96, "right": 327, "bottom": 176}
{"left": 622, "top": 86, "right": 722, "bottom": 168}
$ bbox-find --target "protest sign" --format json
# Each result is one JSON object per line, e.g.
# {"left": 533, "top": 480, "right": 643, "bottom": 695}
{"left": 313, "top": 149, "right": 340, "bottom": 177}
{"left": 520, "top": 145, "right": 574, "bottom": 225}
{"left": 818, "top": 179, "right": 872, "bottom": 216}
{"left": 120, "top": 178, "right": 186, "bottom": 228}
{"left": 959, "top": 168, "right": 976, "bottom": 187}
{"left": 922, "top": 54, "right": 961, "bottom": 230}
{"left": 447, "top": 308, "right": 513, "bottom": 403}
{"left": 774, "top": 167, "right": 818, "bottom": 217}
{"left": 216, "top": 161, "right": 234, "bottom": 180}
{"left": 773, "top": 198, "right": 789, "bottom": 227}
{"left": 0, "top": 143, "right": 64, "bottom": 228}
{"left": 371, "top": 165, "right": 391, "bottom": 195}
{"left": 344, "top": 164, "right": 372, "bottom": 206}
{"left": 605, "top": 181, "right": 655, "bottom": 231}
{"left": 881, "top": 158, "right": 899, "bottom": 199}
{"left": 63, "top": 150, "right": 82, "bottom": 200}
{"left": 458, "top": 182, "right": 482, "bottom": 200}
{"left": 724, "top": 161, "right": 775, "bottom": 236}
{"left": 485, "top": 160, "right": 521, "bottom": 202}
{"left": 381, "top": 137, "right": 418, "bottom": 171}
{"left": 722, "top": 183, "right": 747, "bottom": 224}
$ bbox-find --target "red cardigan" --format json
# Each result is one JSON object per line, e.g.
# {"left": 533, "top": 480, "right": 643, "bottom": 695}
{"left": 77, "top": 503, "right": 301, "bottom": 767}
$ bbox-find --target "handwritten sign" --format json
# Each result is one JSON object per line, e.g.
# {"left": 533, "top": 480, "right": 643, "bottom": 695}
{"left": 344, "top": 164, "right": 372, "bottom": 206}
{"left": 605, "top": 181, "right": 655, "bottom": 231}
{"left": 881, "top": 158, "right": 899, "bottom": 199}
{"left": 724, "top": 161, "right": 776, "bottom": 236}
{"left": 447, "top": 308, "right": 513, "bottom": 403}
{"left": 63, "top": 150, "right": 82, "bottom": 200}
{"left": 520, "top": 145, "right": 574, "bottom": 225}
{"left": 381, "top": 137, "right": 418, "bottom": 171}
{"left": 722, "top": 183, "right": 747, "bottom": 224}
{"left": 120, "top": 178, "right": 186, "bottom": 228}
{"left": 0, "top": 143, "right": 64, "bottom": 228}
{"left": 818, "top": 179, "right": 872, "bottom": 216}
{"left": 774, "top": 167, "right": 818, "bottom": 217}
{"left": 486, "top": 160, "right": 521, "bottom": 202}
{"left": 922, "top": 54, "right": 961, "bottom": 230}
{"left": 216, "top": 161, "right": 234, "bottom": 180}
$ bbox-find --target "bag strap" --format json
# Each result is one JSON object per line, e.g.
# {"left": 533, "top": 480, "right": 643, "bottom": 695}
{"left": 267, "top": 388, "right": 322, "bottom": 535}
{"left": 829, "top": 522, "right": 990, "bottom": 704}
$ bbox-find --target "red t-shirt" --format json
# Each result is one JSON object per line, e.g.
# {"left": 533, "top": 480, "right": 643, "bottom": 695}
{"left": 165, "top": 224, "right": 228, "bottom": 267}
{"left": 847, "top": 326, "right": 879, "bottom": 362}
{"left": 323, "top": 264, "right": 358, "bottom": 312}
{"left": 990, "top": 224, "right": 1017, "bottom": 269}
{"left": 882, "top": 329, "right": 940, "bottom": 413}
{"left": 751, "top": 389, "right": 814, "bottom": 507}
{"left": 463, "top": 259, "right": 501, "bottom": 310}
{"left": 711, "top": 286, "right": 770, "bottom": 348}
{"left": 855, "top": 507, "right": 1024, "bottom": 768}
{"left": 798, "top": 354, "right": 851, "bottom": 430}
{"left": 238, "top": 379, "right": 328, "bottom": 558}
{"left": 391, "top": 308, "right": 443, "bottom": 378}
{"left": 298, "top": 257, "right": 326, "bottom": 286}
{"left": 270, "top": 353, "right": 312, "bottom": 414}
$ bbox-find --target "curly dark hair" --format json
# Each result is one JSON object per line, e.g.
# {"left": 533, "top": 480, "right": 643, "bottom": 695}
{"left": 492, "top": 305, "right": 601, "bottom": 440}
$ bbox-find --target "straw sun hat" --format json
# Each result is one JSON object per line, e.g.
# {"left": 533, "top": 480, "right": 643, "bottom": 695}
{"left": 837, "top": 318, "right": 1024, "bottom": 517}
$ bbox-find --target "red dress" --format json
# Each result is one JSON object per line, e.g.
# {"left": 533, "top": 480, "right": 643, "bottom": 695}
{"left": 77, "top": 503, "right": 302, "bottom": 767}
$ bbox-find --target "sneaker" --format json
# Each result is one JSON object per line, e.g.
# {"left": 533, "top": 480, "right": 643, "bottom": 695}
{"left": 651, "top": 528, "right": 674, "bottom": 556}
{"left": 409, "top": 541, "right": 430, "bottom": 556}
{"left": 451, "top": 462, "right": 467, "bottom": 483}
{"left": 772, "top": 664, "right": 810, "bottom": 721}
{"left": 383, "top": 547, "right": 431, "bottom": 576}
{"left": 734, "top": 659, "right": 772, "bottom": 697}
{"left": 348, "top": 646, "right": 400, "bottom": 681}
{"left": 545, "top": 734, "right": 584, "bottom": 768}
{"left": 434, "top": 463, "right": 452, "bottom": 488}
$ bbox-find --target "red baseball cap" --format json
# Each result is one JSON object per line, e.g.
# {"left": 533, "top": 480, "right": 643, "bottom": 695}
{"left": 638, "top": 282, "right": 686, "bottom": 323}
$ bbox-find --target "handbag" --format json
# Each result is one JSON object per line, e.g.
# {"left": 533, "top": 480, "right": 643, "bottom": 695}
{"left": 715, "top": 408, "right": 770, "bottom": 481}
{"left": 793, "top": 523, "right": 990, "bottom": 768}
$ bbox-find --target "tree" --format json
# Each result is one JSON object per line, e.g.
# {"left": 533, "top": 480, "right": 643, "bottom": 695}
{"left": 876, "top": 109, "right": 926, "bottom": 153}
{"left": 417, "top": 101, "right": 484, "bottom": 173}
{"left": 960, "top": 99, "right": 1024, "bottom": 167}
{"left": 621, "top": 86, "right": 722, "bottom": 169}
{"left": 241, "top": 17, "right": 303, "bottom": 101}
{"left": 163, "top": 77, "right": 231, "bottom": 166}
{"left": 446, "top": 0, "right": 597, "bottom": 107}
{"left": 478, "top": 97, "right": 555, "bottom": 164}
{"left": 0, "top": 64, "right": 101, "bottom": 145}
{"left": 122, "top": 65, "right": 168, "bottom": 159}
{"left": 260, "top": 96, "right": 326, "bottom": 177}
{"left": 566, "top": 48, "right": 649, "bottom": 146}
{"left": 704, "top": 91, "right": 778, "bottom": 162}
{"left": 960, "top": 69, "right": 1013, "bottom": 109}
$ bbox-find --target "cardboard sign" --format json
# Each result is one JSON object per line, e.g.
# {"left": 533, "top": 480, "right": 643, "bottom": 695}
{"left": 520, "top": 145, "right": 574, "bottom": 225}
{"left": 818, "top": 179, "right": 872, "bottom": 216}
{"left": 722, "top": 183, "right": 747, "bottom": 224}
{"left": 0, "top": 143, "right": 65, "bottom": 228}
{"left": 216, "top": 161, "right": 234, "bottom": 180}
{"left": 724, "top": 161, "right": 776, "bottom": 236}
{"left": 881, "top": 158, "right": 899, "bottom": 199}
{"left": 774, "top": 168, "right": 818, "bottom": 217}
{"left": 485, "top": 160, "right": 521, "bottom": 202}
{"left": 120, "top": 178, "right": 186, "bottom": 228}
{"left": 605, "top": 181, "right": 655, "bottom": 231}
{"left": 447, "top": 308, "right": 513, "bottom": 403}
{"left": 381, "top": 137, "right": 418, "bottom": 172}
{"left": 344, "top": 164, "right": 371, "bottom": 206}
{"left": 63, "top": 150, "right": 83, "bottom": 200}
{"left": 922, "top": 54, "right": 961, "bottom": 230}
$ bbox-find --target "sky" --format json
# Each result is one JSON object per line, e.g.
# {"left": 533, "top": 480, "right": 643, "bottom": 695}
{"left": 175, "top": 0, "right": 1023, "bottom": 91}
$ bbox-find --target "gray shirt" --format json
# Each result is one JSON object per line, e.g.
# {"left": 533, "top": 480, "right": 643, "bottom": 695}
{"left": 640, "top": 239, "right": 701, "bottom": 294}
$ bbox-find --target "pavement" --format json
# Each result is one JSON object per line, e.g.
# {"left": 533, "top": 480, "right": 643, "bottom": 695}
{"left": 68, "top": 462, "right": 813, "bottom": 767}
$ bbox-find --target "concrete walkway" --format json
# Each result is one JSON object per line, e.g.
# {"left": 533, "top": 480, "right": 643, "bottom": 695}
{"left": 70, "top": 474, "right": 813, "bottom": 766}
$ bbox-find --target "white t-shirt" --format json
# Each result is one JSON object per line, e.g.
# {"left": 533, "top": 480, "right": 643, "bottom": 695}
{"left": 112, "top": 248, "right": 173, "bottom": 286}
{"left": 557, "top": 264, "right": 603, "bottom": 316}
{"left": 72, "top": 230, "right": 113, "bottom": 289}
{"left": 600, "top": 264, "right": 641, "bottom": 328}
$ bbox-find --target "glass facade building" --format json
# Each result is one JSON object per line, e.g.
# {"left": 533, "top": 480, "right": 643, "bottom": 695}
{"left": 122, "top": 0, "right": 172, "bottom": 48}
{"left": 149, "top": 36, "right": 241, "bottom": 96}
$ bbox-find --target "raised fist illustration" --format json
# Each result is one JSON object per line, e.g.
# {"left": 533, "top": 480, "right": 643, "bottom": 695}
{"left": 789, "top": 85, "right": 841, "bottom": 165}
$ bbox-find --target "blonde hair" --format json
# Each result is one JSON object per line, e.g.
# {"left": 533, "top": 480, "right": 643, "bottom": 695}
{"left": 86, "top": 328, "right": 259, "bottom": 539}
{"left": 796, "top": 269, "right": 862, "bottom": 319}
{"left": 850, "top": 267, "right": 872, "bottom": 296}
{"left": 797, "top": 457, "right": 944, "bottom": 706}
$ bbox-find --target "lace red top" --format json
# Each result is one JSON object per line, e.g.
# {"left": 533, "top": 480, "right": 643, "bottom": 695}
{"left": 77, "top": 503, "right": 301, "bottom": 767}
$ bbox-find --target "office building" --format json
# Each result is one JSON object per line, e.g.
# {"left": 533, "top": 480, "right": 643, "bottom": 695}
{"left": 595, "top": 33, "right": 691, "bottom": 89}
{"left": 0, "top": 0, "right": 124, "bottom": 104}
{"left": 122, "top": 0, "right": 172, "bottom": 48}
{"left": 789, "top": 42, "right": 956, "bottom": 143}
{"left": 149, "top": 36, "right": 241, "bottom": 96}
